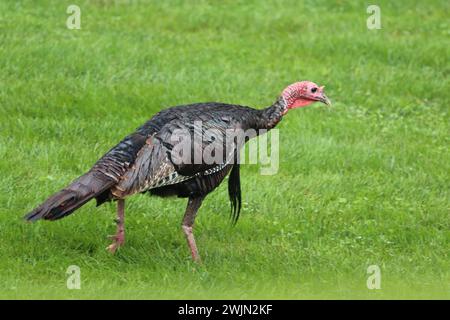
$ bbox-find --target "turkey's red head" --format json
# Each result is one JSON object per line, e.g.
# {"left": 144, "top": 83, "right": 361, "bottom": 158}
{"left": 281, "top": 81, "right": 331, "bottom": 113}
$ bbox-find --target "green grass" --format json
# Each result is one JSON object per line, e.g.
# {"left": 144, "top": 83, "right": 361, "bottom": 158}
{"left": 0, "top": 0, "right": 449, "bottom": 299}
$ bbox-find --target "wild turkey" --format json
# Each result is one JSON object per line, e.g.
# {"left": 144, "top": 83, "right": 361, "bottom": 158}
{"left": 24, "top": 81, "right": 330, "bottom": 262}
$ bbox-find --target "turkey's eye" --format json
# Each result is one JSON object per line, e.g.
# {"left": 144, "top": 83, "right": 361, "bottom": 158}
{"left": 311, "top": 87, "right": 318, "bottom": 93}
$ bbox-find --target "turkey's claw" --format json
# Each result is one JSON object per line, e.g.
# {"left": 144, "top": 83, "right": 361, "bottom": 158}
{"left": 106, "top": 231, "right": 125, "bottom": 254}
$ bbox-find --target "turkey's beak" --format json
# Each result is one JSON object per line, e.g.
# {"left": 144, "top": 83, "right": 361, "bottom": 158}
{"left": 319, "top": 93, "right": 331, "bottom": 106}
{"left": 317, "top": 86, "right": 331, "bottom": 106}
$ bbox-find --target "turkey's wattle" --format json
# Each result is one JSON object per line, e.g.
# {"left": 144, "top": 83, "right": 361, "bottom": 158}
{"left": 24, "top": 81, "right": 331, "bottom": 262}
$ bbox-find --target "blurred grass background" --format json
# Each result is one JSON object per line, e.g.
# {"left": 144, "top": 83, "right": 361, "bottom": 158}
{"left": 0, "top": 0, "right": 448, "bottom": 299}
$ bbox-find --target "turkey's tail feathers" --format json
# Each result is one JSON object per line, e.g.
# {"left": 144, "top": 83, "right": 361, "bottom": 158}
{"left": 24, "top": 171, "right": 115, "bottom": 222}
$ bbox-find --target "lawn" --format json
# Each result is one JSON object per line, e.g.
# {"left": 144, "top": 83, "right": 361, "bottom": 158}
{"left": 0, "top": 0, "right": 448, "bottom": 299}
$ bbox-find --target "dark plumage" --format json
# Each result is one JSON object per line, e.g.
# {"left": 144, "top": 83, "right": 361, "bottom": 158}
{"left": 24, "top": 81, "right": 330, "bottom": 261}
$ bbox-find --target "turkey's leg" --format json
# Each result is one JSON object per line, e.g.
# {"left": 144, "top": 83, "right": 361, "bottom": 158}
{"left": 107, "top": 199, "right": 125, "bottom": 253}
{"left": 182, "top": 197, "right": 204, "bottom": 263}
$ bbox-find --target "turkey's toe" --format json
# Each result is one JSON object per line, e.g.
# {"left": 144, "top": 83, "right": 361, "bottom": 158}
{"left": 106, "top": 232, "right": 125, "bottom": 253}
{"left": 106, "top": 243, "right": 118, "bottom": 253}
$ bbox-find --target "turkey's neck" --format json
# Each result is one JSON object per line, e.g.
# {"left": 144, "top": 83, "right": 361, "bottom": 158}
{"left": 256, "top": 97, "right": 287, "bottom": 130}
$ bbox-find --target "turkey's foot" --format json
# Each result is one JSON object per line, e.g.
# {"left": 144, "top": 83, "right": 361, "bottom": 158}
{"left": 106, "top": 231, "right": 125, "bottom": 253}
{"left": 107, "top": 199, "right": 125, "bottom": 254}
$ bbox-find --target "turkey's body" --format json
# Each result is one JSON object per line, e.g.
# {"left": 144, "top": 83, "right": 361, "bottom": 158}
{"left": 24, "top": 99, "right": 287, "bottom": 260}
{"left": 106, "top": 103, "right": 259, "bottom": 199}
{"left": 95, "top": 102, "right": 278, "bottom": 201}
